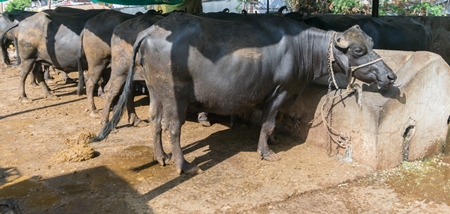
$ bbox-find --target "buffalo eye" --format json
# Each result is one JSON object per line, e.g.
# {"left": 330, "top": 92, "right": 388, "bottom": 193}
{"left": 353, "top": 47, "right": 365, "bottom": 56}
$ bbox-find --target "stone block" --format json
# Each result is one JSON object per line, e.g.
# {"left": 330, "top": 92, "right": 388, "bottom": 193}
{"left": 246, "top": 50, "right": 450, "bottom": 170}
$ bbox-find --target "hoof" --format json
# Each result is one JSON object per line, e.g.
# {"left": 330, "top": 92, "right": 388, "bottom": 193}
{"left": 46, "top": 95, "right": 60, "bottom": 101}
{"left": 154, "top": 153, "right": 172, "bottom": 166}
{"left": 132, "top": 118, "right": 148, "bottom": 127}
{"left": 177, "top": 163, "right": 203, "bottom": 175}
{"left": 198, "top": 120, "right": 211, "bottom": 127}
{"left": 89, "top": 111, "right": 100, "bottom": 118}
{"left": 258, "top": 149, "right": 281, "bottom": 162}
{"left": 19, "top": 97, "right": 32, "bottom": 103}
{"left": 135, "top": 121, "right": 149, "bottom": 127}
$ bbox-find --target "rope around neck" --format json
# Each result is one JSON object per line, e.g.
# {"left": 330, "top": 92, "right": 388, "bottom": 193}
{"left": 321, "top": 32, "right": 383, "bottom": 159}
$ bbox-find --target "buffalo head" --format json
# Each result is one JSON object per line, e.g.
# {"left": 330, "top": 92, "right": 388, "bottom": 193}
{"left": 333, "top": 25, "right": 397, "bottom": 89}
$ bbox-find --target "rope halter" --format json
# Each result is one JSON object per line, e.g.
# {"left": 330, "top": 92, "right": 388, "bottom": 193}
{"left": 322, "top": 32, "right": 384, "bottom": 159}
{"left": 328, "top": 32, "right": 384, "bottom": 90}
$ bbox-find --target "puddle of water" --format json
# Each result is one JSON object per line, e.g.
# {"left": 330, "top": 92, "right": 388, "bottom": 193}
{"left": 107, "top": 145, "right": 177, "bottom": 184}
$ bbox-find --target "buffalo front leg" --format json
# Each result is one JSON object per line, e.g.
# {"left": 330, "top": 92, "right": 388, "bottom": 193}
{"left": 28, "top": 70, "right": 38, "bottom": 87}
{"left": 126, "top": 92, "right": 144, "bottom": 127}
{"left": 257, "top": 95, "right": 288, "bottom": 161}
{"left": 127, "top": 98, "right": 143, "bottom": 126}
{"left": 257, "top": 118, "right": 281, "bottom": 161}
{"left": 32, "top": 63, "right": 54, "bottom": 99}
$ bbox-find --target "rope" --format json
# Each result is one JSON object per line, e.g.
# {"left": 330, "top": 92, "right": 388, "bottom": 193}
{"left": 320, "top": 32, "right": 383, "bottom": 157}
{"left": 323, "top": 32, "right": 353, "bottom": 152}
{"left": 350, "top": 58, "right": 382, "bottom": 73}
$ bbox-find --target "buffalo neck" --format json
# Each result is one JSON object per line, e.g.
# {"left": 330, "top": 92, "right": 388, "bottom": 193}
{"left": 296, "top": 29, "right": 335, "bottom": 82}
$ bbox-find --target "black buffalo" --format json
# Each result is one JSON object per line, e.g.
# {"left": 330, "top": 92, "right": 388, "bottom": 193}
{"left": 80, "top": 10, "right": 138, "bottom": 118}
{"left": 0, "top": 11, "right": 36, "bottom": 65}
{"left": 100, "top": 10, "right": 241, "bottom": 126}
{"left": 0, "top": 7, "right": 97, "bottom": 66}
{"left": 284, "top": 13, "right": 432, "bottom": 51}
{"left": 94, "top": 12, "right": 397, "bottom": 174}
{"left": 14, "top": 9, "right": 107, "bottom": 102}
{"left": 100, "top": 12, "right": 165, "bottom": 126}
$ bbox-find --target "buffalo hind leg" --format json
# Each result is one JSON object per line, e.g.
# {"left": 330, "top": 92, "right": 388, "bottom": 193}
{"left": 165, "top": 101, "right": 202, "bottom": 175}
{"left": 18, "top": 60, "right": 54, "bottom": 102}
{"left": 85, "top": 65, "right": 105, "bottom": 118}
{"left": 18, "top": 59, "right": 34, "bottom": 102}
{"left": 100, "top": 80, "right": 120, "bottom": 125}
{"left": 101, "top": 79, "right": 144, "bottom": 126}
{"left": 149, "top": 89, "right": 171, "bottom": 166}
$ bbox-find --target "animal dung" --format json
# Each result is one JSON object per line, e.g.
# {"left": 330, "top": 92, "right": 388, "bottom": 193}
{"left": 51, "top": 132, "right": 97, "bottom": 163}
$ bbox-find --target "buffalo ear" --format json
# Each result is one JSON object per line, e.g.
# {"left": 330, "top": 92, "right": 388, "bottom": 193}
{"left": 334, "top": 33, "right": 349, "bottom": 49}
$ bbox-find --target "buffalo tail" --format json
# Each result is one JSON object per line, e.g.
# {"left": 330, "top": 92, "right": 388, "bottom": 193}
{"left": 90, "top": 30, "right": 147, "bottom": 143}
{"left": 77, "top": 30, "right": 86, "bottom": 96}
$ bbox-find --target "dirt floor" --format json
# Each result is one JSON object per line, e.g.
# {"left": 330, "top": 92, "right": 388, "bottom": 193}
{"left": 1, "top": 66, "right": 450, "bottom": 214}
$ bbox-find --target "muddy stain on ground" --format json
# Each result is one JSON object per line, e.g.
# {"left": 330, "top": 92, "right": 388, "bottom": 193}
{"left": 0, "top": 176, "right": 61, "bottom": 212}
{"left": 383, "top": 156, "right": 450, "bottom": 204}
{"left": 245, "top": 155, "right": 450, "bottom": 213}
{"left": 106, "top": 145, "right": 177, "bottom": 185}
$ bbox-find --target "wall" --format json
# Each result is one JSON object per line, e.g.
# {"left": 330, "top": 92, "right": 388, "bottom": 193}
{"left": 380, "top": 16, "right": 450, "bottom": 66}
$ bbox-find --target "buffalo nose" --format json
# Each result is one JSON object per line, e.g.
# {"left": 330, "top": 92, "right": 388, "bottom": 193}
{"left": 388, "top": 73, "right": 397, "bottom": 83}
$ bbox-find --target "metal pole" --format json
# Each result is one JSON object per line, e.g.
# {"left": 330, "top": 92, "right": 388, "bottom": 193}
{"left": 267, "top": 0, "right": 269, "bottom": 13}
{"left": 372, "top": 0, "right": 379, "bottom": 17}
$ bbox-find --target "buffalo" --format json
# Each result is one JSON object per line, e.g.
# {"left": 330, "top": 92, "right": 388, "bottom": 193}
{"left": 13, "top": 9, "right": 107, "bottom": 102}
{"left": 80, "top": 10, "right": 138, "bottom": 118}
{"left": 283, "top": 13, "right": 432, "bottom": 51}
{"left": 99, "top": 10, "right": 243, "bottom": 126}
{"left": 99, "top": 12, "right": 165, "bottom": 126}
{"left": 0, "top": 11, "right": 36, "bottom": 65}
{"left": 0, "top": 7, "right": 101, "bottom": 66}
{"left": 93, "top": 12, "right": 397, "bottom": 174}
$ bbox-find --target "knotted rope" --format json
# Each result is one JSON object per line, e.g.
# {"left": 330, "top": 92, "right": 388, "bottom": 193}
{"left": 319, "top": 32, "right": 383, "bottom": 160}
